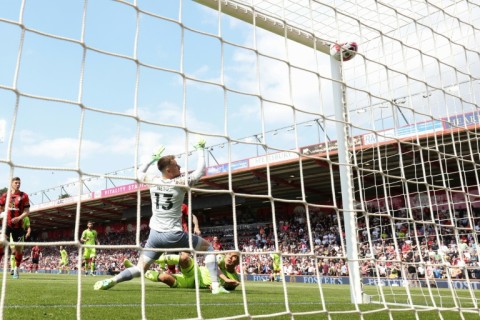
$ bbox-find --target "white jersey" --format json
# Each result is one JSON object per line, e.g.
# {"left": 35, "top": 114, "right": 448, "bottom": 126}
{"left": 147, "top": 177, "right": 186, "bottom": 232}
{"left": 139, "top": 151, "right": 205, "bottom": 232}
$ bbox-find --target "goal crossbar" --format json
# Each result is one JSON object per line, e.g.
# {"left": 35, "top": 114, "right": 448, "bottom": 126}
{"left": 193, "top": 0, "right": 332, "bottom": 55}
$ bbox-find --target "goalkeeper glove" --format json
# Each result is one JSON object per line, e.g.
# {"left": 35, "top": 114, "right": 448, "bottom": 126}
{"left": 152, "top": 145, "right": 166, "bottom": 161}
{"left": 193, "top": 139, "right": 206, "bottom": 150}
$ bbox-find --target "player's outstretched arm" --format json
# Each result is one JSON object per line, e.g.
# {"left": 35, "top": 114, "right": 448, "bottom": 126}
{"left": 218, "top": 269, "right": 240, "bottom": 290}
{"left": 188, "top": 139, "right": 206, "bottom": 184}
{"left": 138, "top": 145, "right": 165, "bottom": 181}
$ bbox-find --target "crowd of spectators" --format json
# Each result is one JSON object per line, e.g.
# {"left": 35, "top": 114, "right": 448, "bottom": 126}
{"left": 17, "top": 232, "right": 145, "bottom": 274}
{"left": 203, "top": 206, "right": 480, "bottom": 282}
{"left": 14, "top": 206, "right": 480, "bottom": 283}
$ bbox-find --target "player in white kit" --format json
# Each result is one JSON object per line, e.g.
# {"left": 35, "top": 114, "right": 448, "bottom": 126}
{"left": 94, "top": 139, "right": 227, "bottom": 294}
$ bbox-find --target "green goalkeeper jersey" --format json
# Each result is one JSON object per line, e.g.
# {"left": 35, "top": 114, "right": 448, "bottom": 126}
{"left": 81, "top": 229, "right": 97, "bottom": 245}
{"left": 271, "top": 253, "right": 281, "bottom": 269}
{"left": 217, "top": 254, "right": 240, "bottom": 283}
{"left": 197, "top": 255, "right": 240, "bottom": 289}
{"left": 60, "top": 249, "right": 68, "bottom": 261}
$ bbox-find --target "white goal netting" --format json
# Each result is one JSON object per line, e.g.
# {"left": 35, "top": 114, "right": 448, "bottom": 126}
{"left": 0, "top": 0, "right": 479, "bottom": 319}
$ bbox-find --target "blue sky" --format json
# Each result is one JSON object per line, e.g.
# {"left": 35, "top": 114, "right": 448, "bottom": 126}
{"left": 0, "top": 0, "right": 335, "bottom": 201}
{"left": 0, "top": 0, "right": 478, "bottom": 203}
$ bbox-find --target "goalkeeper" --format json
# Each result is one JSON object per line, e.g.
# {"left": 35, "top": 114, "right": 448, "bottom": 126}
{"left": 142, "top": 252, "right": 241, "bottom": 291}
{"left": 94, "top": 139, "right": 228, "bottom": 294}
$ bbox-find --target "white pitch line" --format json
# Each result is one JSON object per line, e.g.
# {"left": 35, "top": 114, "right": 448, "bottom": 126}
{"left": 2, "top": 301, "right": 334, "bottom": 309}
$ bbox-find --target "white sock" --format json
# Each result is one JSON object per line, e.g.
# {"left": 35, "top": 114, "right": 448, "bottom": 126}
{"left": 205, "top": 254, "right": 218, "bottom": 284}
{"left": 114, "top": 266, "right": 141, "bottom": 284}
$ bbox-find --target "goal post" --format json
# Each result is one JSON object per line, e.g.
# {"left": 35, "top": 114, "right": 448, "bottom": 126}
{"left": 330, "top": 57, "right": 363, "bottom": 304}
{"left": 191, "top": 0, "right": 480, "bottom": 314}
{"left": 194, "top": 0, "right": 364, "bottom": 304}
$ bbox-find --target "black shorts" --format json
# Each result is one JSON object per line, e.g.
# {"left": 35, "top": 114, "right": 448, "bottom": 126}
{"left": 32, "top": 258, "right": 39, "bottom": 264}
{"left": 6, "top": 227, "right": 25, "bottom": 243}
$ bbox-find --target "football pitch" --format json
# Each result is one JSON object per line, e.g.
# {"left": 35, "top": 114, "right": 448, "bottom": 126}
{"left": 1, "top": 273, "right": 479, "bottom": 320}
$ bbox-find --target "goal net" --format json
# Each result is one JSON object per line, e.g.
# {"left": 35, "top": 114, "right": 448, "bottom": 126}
{"left": 0, "top": 0, "right": 479, "bottom": 319}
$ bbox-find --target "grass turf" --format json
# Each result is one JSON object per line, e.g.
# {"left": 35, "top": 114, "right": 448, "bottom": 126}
{"left": 1, "top": 273, "right": 479, "bottom": 319}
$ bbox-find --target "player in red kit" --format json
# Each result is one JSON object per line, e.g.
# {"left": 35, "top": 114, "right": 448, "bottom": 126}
{"left": 212, "top": 236, "right": 222, "bottom": 251}
{"left": 181, "top": 204, "right": 201, "bottom": 236}
{"left": 0, "top": 177, "right": 31, "bottom": 279}
{"left": 30, "top": 245, "right": 42, "bottom": 273}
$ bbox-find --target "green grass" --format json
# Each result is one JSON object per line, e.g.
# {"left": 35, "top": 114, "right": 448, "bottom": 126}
{"left": 1, "top": 273, "right": 479, "bottom": 320}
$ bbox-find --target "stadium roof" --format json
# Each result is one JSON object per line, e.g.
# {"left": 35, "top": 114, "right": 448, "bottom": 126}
{"left": 29, "top": 124, "right": 480, "bottom": 231}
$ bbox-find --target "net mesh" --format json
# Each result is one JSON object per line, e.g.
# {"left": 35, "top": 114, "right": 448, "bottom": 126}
{"left": 0, "top": 0, "right": 479, "bottom": 319}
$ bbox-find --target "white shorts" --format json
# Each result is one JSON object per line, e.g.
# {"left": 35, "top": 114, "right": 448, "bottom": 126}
{"left": 143, "top": 230, "right": 201, "bottom": 261}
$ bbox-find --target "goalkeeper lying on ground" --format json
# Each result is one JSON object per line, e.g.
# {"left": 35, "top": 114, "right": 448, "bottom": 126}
{"left": 125, "top": 252, "right": 241, "bottom": 291}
